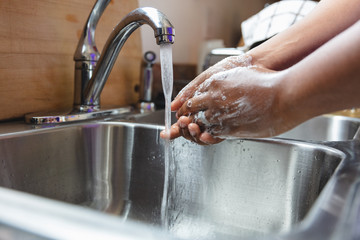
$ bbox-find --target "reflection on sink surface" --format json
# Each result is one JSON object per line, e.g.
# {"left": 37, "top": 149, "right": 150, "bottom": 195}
{"left": 279, "top": 115, "right": 360, "bottom": 141}
{"left": 0, "top": 122, "right": 343, "bottom": 239}
{"left": 130, "top": 110, "right": 360, "bottom": 142}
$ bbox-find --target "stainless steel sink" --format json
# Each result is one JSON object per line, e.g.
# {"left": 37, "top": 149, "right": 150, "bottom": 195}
{"left": 0, "top": 121, "right": 349, "bottom": 239}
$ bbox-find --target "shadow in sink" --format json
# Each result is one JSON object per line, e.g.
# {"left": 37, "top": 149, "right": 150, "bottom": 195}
{"left": 0, "top": 122, "right": 344, "bottom": 239}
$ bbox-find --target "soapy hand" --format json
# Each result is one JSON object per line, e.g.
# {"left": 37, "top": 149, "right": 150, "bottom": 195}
{"left": 170, "top": 54, "right": 253, "bottom": 112}
{"left": 160, "top": 54, "right": 252, "bottom": 144}
{"left": 160, "top": 56, "right": 288, "bottom": 144}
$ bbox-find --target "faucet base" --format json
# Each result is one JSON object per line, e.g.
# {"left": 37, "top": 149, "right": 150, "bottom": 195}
{"left": 25, "top": 106, "right": 133, "bottom": 124}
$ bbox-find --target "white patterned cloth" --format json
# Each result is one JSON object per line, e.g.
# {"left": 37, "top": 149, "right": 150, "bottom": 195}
{"left": 241, "top": 0, "right": 318, "bottom": 48}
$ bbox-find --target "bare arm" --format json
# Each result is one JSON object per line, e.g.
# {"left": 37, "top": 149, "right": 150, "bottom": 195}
{"left": 249, "top": 0, "right": 360, "bottom": 70}
{"left": 279, "top": 20, "right": 360, "bottom": 129}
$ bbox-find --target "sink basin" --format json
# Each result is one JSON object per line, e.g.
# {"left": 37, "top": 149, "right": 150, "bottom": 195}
{"left": 129, "top": 110, "right": 360, "bottom": 142}
{"left": 0, "top": 121, "right": 345, "bottom": 239}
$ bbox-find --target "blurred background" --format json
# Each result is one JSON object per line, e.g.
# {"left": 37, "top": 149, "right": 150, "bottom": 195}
{"left": 138, "top": 0, "right": 277, "bottom": 65}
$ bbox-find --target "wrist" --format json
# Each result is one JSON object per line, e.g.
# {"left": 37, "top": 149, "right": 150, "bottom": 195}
{"left": 277, "top": 66, "right": 335, "bottom": 132}
{"left": 247, "top": 40, "right": 300, "bottom": 71}
{"left": 247, "top": 48, "right": 272, "bottom": 69}
{"left": 274, "top": 69, "right": 314, "bottom": 132}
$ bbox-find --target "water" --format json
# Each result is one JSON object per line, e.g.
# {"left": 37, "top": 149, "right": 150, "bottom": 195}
{"left": 159, "top": 43, "right": 174, "bottom": 229}
{"left": 160, "top": 43, "right": 173, "bottom": 132}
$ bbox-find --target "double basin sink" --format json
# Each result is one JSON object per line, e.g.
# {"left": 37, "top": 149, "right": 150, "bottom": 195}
{"left": 0, "top": 111, "right": 360, "bottom": 239}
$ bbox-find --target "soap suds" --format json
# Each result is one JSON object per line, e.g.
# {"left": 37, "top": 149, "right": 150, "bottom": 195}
{"left": 187, "top": 100, "right": 192, "bottom": 108}
{"left": 175, "top": 54, "right": 253, "bottom": 102}
{"left": 193, "top": 111, "right": 211, "bottom": 126}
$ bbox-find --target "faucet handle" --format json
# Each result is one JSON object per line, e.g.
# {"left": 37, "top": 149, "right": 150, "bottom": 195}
{"left": 73, "top": 0, "right": 111, "bottom": 62}
{"left": 73, "top": 0, "right": 112, "bottom": 109}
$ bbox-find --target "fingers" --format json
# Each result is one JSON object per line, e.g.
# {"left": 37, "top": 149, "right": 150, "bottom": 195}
{"left": 171, "top": 99, "right": 183, "bottom": 112}
{"left": 187, "top": 119, "right": 224, "bottom": 144}
{"left": 172, "top": 67, "right": 216, "bottom": 112}
{"left": 160, "top": 123, "right": 181, "bottom": 140}
{"left": 160, "top": 116, "right": 223, "bottom": 145}
{"left": 199, "top": 131, "right": 223, "bottom": 145}
{"left": 187, "top": 124, "right": 223, "bottom": 145}
{"left": 171, "top": 85, "right": 195, "bottom": 111}
{"left": 159, "top": 117, "right": 196, "bottom": 141}
{"left": 176, "top": 93, "right": 209, "bottom": 118}
{"left": 177, "top": 117, "right": 200, "bottom": 143}
{"left": 180, "top": 121, "right": 195, "bottom": 142}
{"left": 172, "top": 77, "right": 205, "bottom": 111}
{"left": 188, "top": 123, "right": 201, "bottom": 140}
{"left": 180, "top": 121, "right": 221, "bottom": 145}
{"left": 188, "top": 123, "right": 214, "bottom": 145}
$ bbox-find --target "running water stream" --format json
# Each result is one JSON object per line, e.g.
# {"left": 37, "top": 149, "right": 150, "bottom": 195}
{"left": 160, "top": 43, "right": 174, "bottom": 229}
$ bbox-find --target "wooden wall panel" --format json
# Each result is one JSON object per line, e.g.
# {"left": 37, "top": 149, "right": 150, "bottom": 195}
{"left": 0, "top": 0, "right": 142, "bottom": 121}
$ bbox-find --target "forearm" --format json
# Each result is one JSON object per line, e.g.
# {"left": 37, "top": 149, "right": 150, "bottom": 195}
{"left": 279, "top": 20, "right": 360, "bottom": 126}
{"left": 247, "top": 0, "right": 360, "bottom": 70}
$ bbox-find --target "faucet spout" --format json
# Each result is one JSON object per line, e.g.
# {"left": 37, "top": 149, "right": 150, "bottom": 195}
{"left": 75, "top": 6, "right": 175, "bottom": 111}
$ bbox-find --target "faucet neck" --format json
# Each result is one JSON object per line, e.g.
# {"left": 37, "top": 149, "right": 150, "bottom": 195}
{"left": 73, "top": 4, "right": 175, "bottom": 111}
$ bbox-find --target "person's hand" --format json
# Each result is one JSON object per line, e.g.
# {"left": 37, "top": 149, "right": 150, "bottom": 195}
{"left": 160, "top": 54, "right": 253, "bottom": 144}
{"left": 161, "top": 65, "right": 289, "bottom": 144}
{"left": 171, "top": 54, "right": 253, "bottom": 112}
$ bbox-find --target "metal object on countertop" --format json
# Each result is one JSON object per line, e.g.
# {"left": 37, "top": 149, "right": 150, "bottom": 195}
{"left": 25, "top": 106, "right": 133, "bottom": 125}
{"left": 138, "top": 51, "right": 156, "bottom": 112}
{"left": 202, "top": 47, "right": 246, "bottom": 71}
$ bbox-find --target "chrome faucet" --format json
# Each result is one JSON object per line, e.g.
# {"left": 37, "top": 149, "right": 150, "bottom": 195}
{"left": 73, "top": 1, "right": 175, "bottom": 111}
{"left": 26, "top": 1, "right": 174, "bottom": 124}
